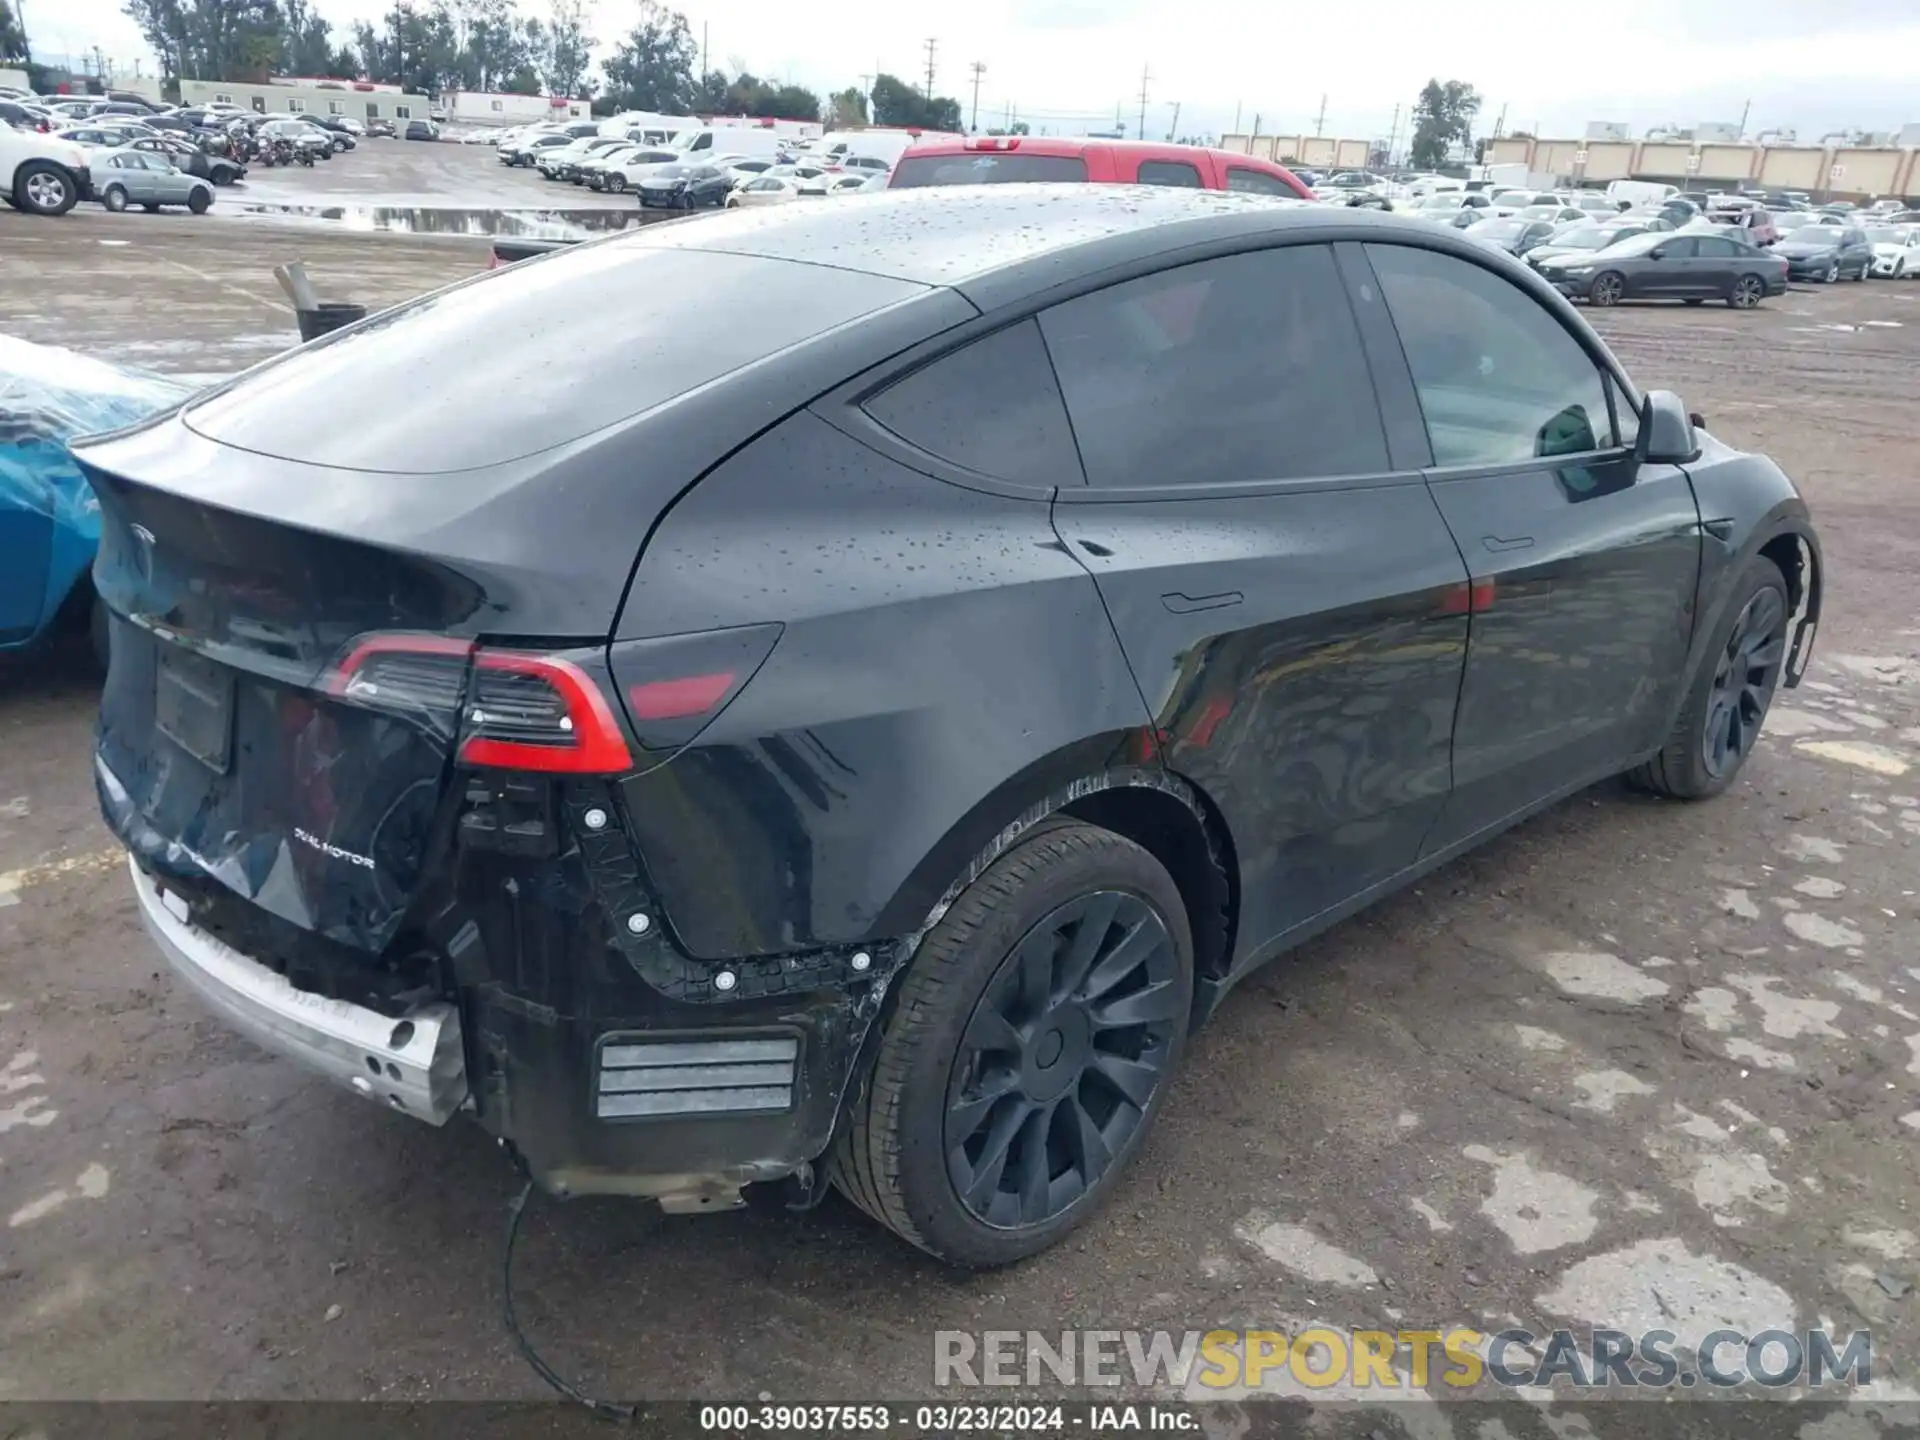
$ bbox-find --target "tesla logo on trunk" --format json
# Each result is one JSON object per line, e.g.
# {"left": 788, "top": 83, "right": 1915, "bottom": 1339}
{"left": 293, "top": 826, "right": 375, "bottom": 870}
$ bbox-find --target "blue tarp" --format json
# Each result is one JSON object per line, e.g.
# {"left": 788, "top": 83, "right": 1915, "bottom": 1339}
{"left": 0, "top": 335, "right": 197, "bottom": 650}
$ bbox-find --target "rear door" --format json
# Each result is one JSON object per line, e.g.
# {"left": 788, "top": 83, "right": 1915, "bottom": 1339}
{"left": 1691, "top": 236, "right": 1744, "bottom": 296}
{"left": 1359, "top": 242, "right": 1701, "bottom": 849}
{"left": 1039, "top": 242, "right": 1471, "bottom": 962}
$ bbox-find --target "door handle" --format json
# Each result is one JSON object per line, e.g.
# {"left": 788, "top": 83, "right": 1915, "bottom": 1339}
{"left": 1482, "top": 535, "right": 1535, "bottom": 553}
{"left": 1161, "top": 591, "right": 1244, "bottom": 615}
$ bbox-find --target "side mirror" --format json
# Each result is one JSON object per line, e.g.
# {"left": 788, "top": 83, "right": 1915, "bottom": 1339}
{"left": 1649, "top": 246, "right": 1667, "bottom": 260}
{"left": 1638, "top": 390, "right": 1700, "bottom": 465}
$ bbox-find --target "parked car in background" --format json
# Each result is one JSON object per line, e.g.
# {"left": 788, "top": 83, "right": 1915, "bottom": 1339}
{"left": 798, "top": 172, "right": 874, "bottom": 198}
{"left": 1524, "top": 217, "right": 1672, "bottom": 269}
{"left": 0, "top": 98, "right": 53, "bottom": 131}
{"left": 1, "top": 125, "right": 91, "bottom": 214}
{"left": 592, "top": 147, "right": 681, "bottom": 192}
{"left": 500, "top": 130, "right": 571, "bottom": 166}
{"left": 94, "top": 148, "right": 214, "bottom": 213}
{"left": 365, "top": 118, "right": 396, "bottom": 138}
{"left": 260, "top": 117, "right": 333, "bottom": 160}
{"left": 1518, "top": 203, "right": 1589, "bottom": 226}
{"left": 301, "top": 116, "right": 358, "bottom": 151}
{"left": 124, "top": 134, "right": 245, "bottom": 186}
{"left": 727, "top": 174, "right": 803, "bottom": 207}
{"left": 1487, "top": 189, "right": 1562, "bottom": 217}
{"left": 889, "top": 136, "right": 1312, "bottom": 197}
{"left": 1404, "top": 192, "right": 1491, "bottom": 227}
{"left": 539, "top": 136, "right": 626, "bottom": 180}
{"left": 1535, "top": 230, "right": 1788, "bottom": 307}
{"left": 1773, "top": 224, "right": 1873, "bottom": 282}
{"left": 76, "top": 189, "right": 1822, "bottom": 1268}
{"left": 636, "top": 161, "right": 733, "bottom": 209}
{"left": 403, "top": 119, "right": 439, "bottom": 142}
{"left": 1462, "top": 216, "right": 1557, "bottom": 255}
{"left": 1866, "top": 225, "right": 1920, "bottom": 277}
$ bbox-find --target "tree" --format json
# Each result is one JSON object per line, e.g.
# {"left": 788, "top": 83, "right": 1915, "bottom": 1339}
{"left": 870, "top": 71, "right": 959, "bottom": 131}
{"left": 276, "top": 0, "right": 334, "bottom": 75}
{"left": 600, "top": 0, "right": 695, "bottom": 111}
{"left": 542, "top": 0, "right": 592, "bottom": 97}
{"left": 1408, "top": 78, "right": 1481, "bottom": 169}
{"left": 1, "top": 0, "right": 28, "bottom": 62}
{"left": 124, "top": 0, "right": 285, "bottom": 81}
{"left": 826, "top": 85, "right": 866, "bottom": 128}
{"left": 452, "top": 0, "right": 528, "bottom": 91}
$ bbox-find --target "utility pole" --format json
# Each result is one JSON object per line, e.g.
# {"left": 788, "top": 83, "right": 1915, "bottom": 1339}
{"left": 923, "top": 38, "right": 937, "bottom": 101}
{"left": 968, "top": 60, "right": 985, "bottom": 133}
{"left": 1385, "top": 102, "right": 1399, "bottom": 165}
{"left": 1114, "top": 100, "right": 1124, "bottom": 135}
{"left": 1737, "top": 97, "right": 1751, "bottom": 138}
{"left": 1135, "top": 63, "right": 1150, "bottom": 145}
{"left": 1251, "top": 112, "right": 1261, "bottom": 143}
{"left": 1314, "top": 93, "right": 1326, "bottom": 136}
{"left": 1491, "top": 102, "right": 1506, "bottom": 138}
{"left": 1232, "top": 100, "right": 1241, "bottom": 135}
{"left": 1166, "top": 101, "right": 1179, "bottom": 142}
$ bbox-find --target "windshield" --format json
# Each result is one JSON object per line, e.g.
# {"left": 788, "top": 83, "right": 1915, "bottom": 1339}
{"left": 1597, "top": 232, "right": 1667, "bottom": 258}
{"left": 1418, "top": 196, "right": 1464, "bottom": 210}
{"left": 1491, "top": 190, "right": 1530, "bottom": 206}
{"left": 1549, "top": 227, "right": 1614, "bottom": 250}
{"left": 1772, "top": 212, "right": 1813, "bottom": 230}
{"left": 1469, "top": 220, "right": 1524, "bottom": 237}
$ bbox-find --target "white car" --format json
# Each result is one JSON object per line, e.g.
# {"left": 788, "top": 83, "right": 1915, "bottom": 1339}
{"left": 537, "top": 136, "right": 627, "bottom": 179}
{"left": 1867, "top": 225, "right": 1920, "bottom": 277}
{"left": 595, "top": 147, "right": 682, "bottom": 192}
{"left": 0, "top": 125, "right": 91, "bottom": 214}
{"left": 1486, "top": 189, "right": 1563, "bottom": 218}
{"left": 835, "top": 154, "right": 892, "bottom": 179}
{"left": 727, "top": 174, "right": 802, "bottom": 208}
{"left": 797, "top": 172, "right": 872, "bottom": 197}
{"left": 579, "top": 145, "right": 674, "bottom": 188}
{"left": 724, "top": 157, "right": 780, "bottom": 185}
{"left": 764, "top": 162, "right": 829, "bottom": 183}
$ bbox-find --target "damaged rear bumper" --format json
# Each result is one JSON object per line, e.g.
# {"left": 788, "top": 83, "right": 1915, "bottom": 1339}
{"left": 131, "top": 857, "right": 469, "bottom": 1123}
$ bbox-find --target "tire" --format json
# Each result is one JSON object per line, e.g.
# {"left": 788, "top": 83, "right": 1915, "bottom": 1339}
{"left": 187, "top": 189, "right": 210, "bottom": 215}
{"left": 1587, "top": 271, "right": 1625, "bottom": 307}
{"left": 18, "top": 161, "right": 80, "bottom": 215}
{"left": 1853, "top": 260, "right": 1866, "bottom": 282}
{"left": 1627, "top": 555, "right": 1790, "bottom": 800}
{"left": 1728, "top": 274, "right": 1765, "bottom": 309}
{"left": 102, "top": 184, "right": 129, "bottom": 212}
{"left": 831, "top": 820, "right": 1194, "bottom": 1267}
{"left": 1822, "top": 261, "right": 1839, "bottom": 283}
{"left": 606, "top": 175, "right": 625, "bottom": 192}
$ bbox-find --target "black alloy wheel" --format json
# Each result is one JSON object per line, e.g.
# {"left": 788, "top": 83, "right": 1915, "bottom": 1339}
{"left": 1588, "top": 271, "right": 1625, "bottom": 306}
{"left": 1729, "top": 274, "right": 1764, "bottom": 309}
{"left": 1700, "top": 583, "right": 1788, "bottom": 781}
{"left": 944, "top": 891, "right": 1183, "bottom": 1230}
{"left": 834, "top": 820, "right": 1194, "bottom": 1267}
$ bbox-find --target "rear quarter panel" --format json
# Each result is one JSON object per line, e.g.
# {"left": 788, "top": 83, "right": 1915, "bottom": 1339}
{"left": 612, "top": 411, "right": 1154, "bottom": 959}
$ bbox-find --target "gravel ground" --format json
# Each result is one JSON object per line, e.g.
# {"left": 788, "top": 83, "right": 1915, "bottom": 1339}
{"left": 1, "top": 190, "right": 1918, "bottom": 1437}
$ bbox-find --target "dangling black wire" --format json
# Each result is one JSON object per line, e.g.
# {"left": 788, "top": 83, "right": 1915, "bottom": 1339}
{"left": 502, "top": 1178, "right": 637, "bottom": 1422}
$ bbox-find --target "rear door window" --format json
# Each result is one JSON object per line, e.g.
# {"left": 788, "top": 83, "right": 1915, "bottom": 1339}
{"left": 890, "top": 153, "right": 1089, "bottom": 186}
{"left": 1136, "top": 159, "right": 1202, "bottom": 188}
{"left": 862, "top": 320, "right": 1082, "bottom": 487}
{"left": 1366, "top": 243, "right": 1618, "bottom": 467}
{"left": 1038, "top": 244, "right": 1390, "bottom": 488}
{"left": 1225, "top": 166, "right": 1297, "bottom": 196}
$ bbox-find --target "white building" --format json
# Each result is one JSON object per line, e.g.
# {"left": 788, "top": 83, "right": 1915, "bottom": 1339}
{"left": 443, "top": 90, "right": 589, "bottom": 126}
{"left": 181, "top": 78, "right": 435, "bottom": 123}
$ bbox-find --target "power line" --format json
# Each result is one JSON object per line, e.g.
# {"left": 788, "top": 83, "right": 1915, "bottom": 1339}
{"left": 968, "top": 60, "right": 985, "bottom": 132}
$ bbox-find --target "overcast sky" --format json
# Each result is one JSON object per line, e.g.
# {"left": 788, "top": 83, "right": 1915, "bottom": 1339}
{"left": 28, "top": 0, "right": 1920, "bottom": 143}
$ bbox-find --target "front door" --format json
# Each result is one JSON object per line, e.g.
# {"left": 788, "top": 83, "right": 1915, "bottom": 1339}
{"left": 1360, "top": 242, "right": 1702, "bottom": 849}
{"left": 1640, "top": 234, "right": 1700, "bottom": 298}
{"left": 1040, "top": 243, "right": 1471, "bottom": 959}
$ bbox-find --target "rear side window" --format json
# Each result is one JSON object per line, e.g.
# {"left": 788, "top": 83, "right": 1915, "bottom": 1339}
{"left": 1136, "top": 160, "right": 1202, "bottom": 188}
{"left": 1366, "top": 243, "right": 1617, "bottom": 467}
{"left": 1038, "top": 244, "right": 1390, "bottom": 488}
{"left": 890, "top": 153, "right": 1089, "bottom": 187}
{"left": 1225, "top": 166, "right": 1296, "bottom": 196}
{"left": 862, "top": 320, "right": 1082, "bottom": 487}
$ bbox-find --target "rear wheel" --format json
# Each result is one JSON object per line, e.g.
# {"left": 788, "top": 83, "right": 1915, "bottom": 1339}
{"left": 1728, "top": 274, "right": 1764, "bottom": 309}
{"left": 102, "top": 184, "right": 129, "bottom": 212}
{"left": 606, "top": 174, "right": 625, "bottom": 192}
{"left": 1628, "top": 555, "right": 1790, "bottom": 799}
{"left": 1588, "top": 271, "right": 1625, "bottom": 306}
{"left": 833, "top": 821, "right": 1193, "bottom": 1267}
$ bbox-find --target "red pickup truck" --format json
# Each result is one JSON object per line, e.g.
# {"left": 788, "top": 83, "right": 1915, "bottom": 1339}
{"left": 887, "top": 135, "right": 1313, "bottom": 199}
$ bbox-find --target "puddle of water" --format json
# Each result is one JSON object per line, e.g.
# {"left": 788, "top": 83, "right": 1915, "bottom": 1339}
{"left": 228, "top": 202, "right": 647, "bottom": 239}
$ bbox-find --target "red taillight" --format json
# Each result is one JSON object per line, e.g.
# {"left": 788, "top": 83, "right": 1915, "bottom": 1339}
{"left": 965, "top": 136, "right": 1018, "bottom": 152}
{"left": 325, "top": 636, "right": 634, "bottom": 774}
{"left": 459, "top": 652, "right": 633, "bottom": 773}
{"left": 626, "top": 672, "right": 735, "bottom": 721}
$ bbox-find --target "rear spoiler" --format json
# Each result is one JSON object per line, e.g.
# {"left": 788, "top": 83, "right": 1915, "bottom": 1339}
{"left": 488, "top": 237, "right": 582, "bottom": 268}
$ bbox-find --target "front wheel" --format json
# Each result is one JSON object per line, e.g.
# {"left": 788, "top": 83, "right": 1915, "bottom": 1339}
{"left": 605, "top": 175, "right": 625, "bottom": 192}
{"left": 1822, "top": 261, "right": 1839, "bottom": 283}
{"left": 1587, "top": 271, "right": 1625, "bottom": 307}
{"left": 1728, "top": 274, "right": 1764, "bottom": 309}
{"left": 833, "top": 821, "right": 1194, "bottom": 1267}
{"left": 102, "top": 184, "right": 130, "bottom": 212}
{"left": 187, "top": 189, "right": 210, "bottom": 215}
{"left": 1628, "top": 555, "right": 1790, "bottom": 799}
{"left": 17, "top": 161, "right": 79, "bottom": 216}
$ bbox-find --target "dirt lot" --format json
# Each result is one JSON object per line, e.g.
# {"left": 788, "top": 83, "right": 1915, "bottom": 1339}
{"left": 2, "top": 195, "right": 1918, "bottom": 1437}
